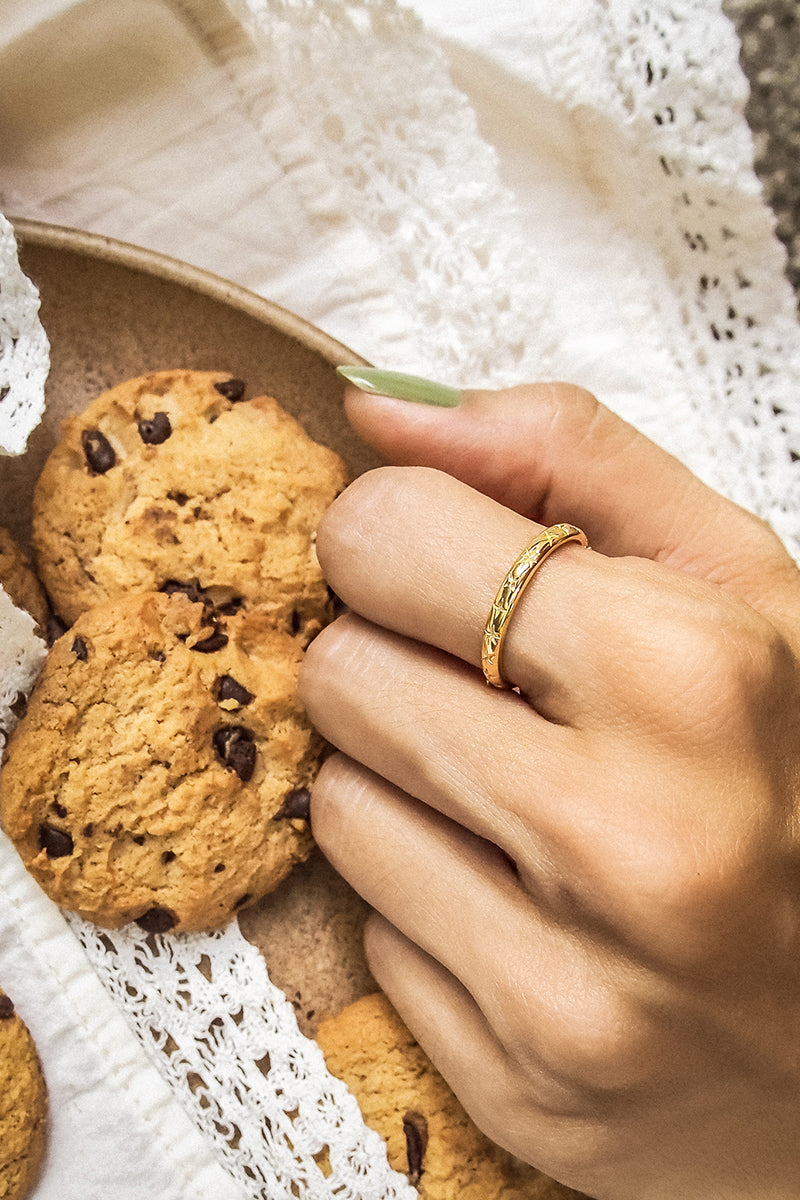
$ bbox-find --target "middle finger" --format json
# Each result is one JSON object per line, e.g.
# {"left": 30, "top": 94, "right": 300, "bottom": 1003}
{"left": 300, "top": 611, "right": 592, "bottom": 864}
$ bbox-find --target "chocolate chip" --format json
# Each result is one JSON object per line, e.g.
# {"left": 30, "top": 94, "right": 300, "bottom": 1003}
{"left": 213, "top": 726, "right": 256, "bottom": 781}
{"left": 135, "top": 906, "right": 177, "bottom": 933}
{"left": 402, "top": 1111, "right": 428, "bottom": 1186}
{"left": 137, "top": 412, "right": 172, "bottom": 444}
{"left": 132, "top": 835, "right": 145, "bottom": 846}
{"left": 72, "top": 636, "right": 89, "bottom": 660}
{"left": 52, "top": 801, "right": 68, "bottom": 818}
{"left": 162, "top": 850, "right": 176, "bottom": 864}
{"left": 192, "top": 629, "right": 229, "bottom": 653}
{"left": 216, "top": 674, "right": 254, "bottom": 706}
{"left": 160, "top": 579, "right": 207, "bottom": 605}
{"left": 82, "top": 823, "right": 94, "bottom": 837}
{"left": 0, "top": 995, "right": 14, "bottom": 1020}
{"left": 166, "top": 490, "right": 189, "bottom": 506}
{"left": 39, "top": 824, "right": 74, "bottom": 858}
{"left": 213, "top": 378, "right": 246, "bottom": 402}
{"left": 214, "top": 596, "right": 243, "bottom": 616}
{"left": 81, "top": 428, "right": 116, "bottom": 474}
{"left": 274, "top": 787, "right": 311, "bottom": 821}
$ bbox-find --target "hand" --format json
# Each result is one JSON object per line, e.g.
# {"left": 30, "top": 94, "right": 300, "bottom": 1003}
{"left": 298, "top": 380, "right": 800, "bottom": 1199}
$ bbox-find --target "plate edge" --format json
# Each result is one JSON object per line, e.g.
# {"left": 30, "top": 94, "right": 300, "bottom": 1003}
{"left": 10, "top": 216, "right": 370, "bottom": 371}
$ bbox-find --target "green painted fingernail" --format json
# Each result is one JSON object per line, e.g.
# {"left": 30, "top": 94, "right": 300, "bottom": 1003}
{"left": 336, "top": 366, "right": 461, "bottom": 408}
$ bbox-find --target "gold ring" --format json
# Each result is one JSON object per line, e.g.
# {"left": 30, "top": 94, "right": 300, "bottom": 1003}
{"left": 481, "top": 523, "right": 589, "bottom": 689}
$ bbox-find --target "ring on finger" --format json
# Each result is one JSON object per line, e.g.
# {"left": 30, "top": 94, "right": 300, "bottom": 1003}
{"left": 481, "top": 523, "right": 589, "bottom": 689}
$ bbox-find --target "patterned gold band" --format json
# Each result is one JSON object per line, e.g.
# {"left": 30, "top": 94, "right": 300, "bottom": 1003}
{"left": 481, "top": 523, "right": 589, "bottom": 689}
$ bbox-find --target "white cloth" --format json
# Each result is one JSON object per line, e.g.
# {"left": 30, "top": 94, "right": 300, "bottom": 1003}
{"left": 3, "top": 0, "right": 799, "bottom": 549}
{"left": 0, "top": 842, "right": 248, "bottom": 1200}
{"left": 1, "top": 1, "right": 800, "bottom": 1197}
{"left": 0, "top": 585, "right": 45, "bottom": 748}
{"left": 0, "top": 212, "right": 48, "bottom": 455}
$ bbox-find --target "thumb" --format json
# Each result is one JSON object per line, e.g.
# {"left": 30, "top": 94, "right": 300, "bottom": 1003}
{"left": 339, "top": 371, "right": 798, "bottom": 608}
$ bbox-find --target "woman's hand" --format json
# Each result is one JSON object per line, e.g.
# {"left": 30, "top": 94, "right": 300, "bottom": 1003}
{"left": 298, "top": 380, "right": 800, "bottom": 1200}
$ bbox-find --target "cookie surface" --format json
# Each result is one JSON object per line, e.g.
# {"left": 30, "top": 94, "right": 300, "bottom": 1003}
{"left": 317, "top": 993, "right": 586, "bottom": 1200}
{"left": 0, "top": 989, "right": 47, "bottom": 1200}
{"left": 32, "top": 370, "right": 348, "bottom": 636}
{"left": 0, "top": 590, "right": 320, "bottom": 931}
{"left": 0, "top": 525, "right": 49, "bottom": 636}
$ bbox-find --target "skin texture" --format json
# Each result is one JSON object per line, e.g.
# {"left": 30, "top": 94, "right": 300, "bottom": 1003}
{"left": 298, "top": 382, "right": 800, "bottom": 1200}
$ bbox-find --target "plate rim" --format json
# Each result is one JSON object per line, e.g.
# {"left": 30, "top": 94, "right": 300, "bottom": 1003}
{"left": 10, "top": 216, "right": 370, "bottom": 371}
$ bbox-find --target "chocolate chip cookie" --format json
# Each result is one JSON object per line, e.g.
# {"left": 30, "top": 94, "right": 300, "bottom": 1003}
{"left": 32, "top": 369, "right": 348, "bottom": 639}
{"left": 0, "top": 589, "right": 321, "bottom": 931}
{"left": 317, "top": 992, "right": 586, "bottom": 1199}
{"left": 0, "top": 988, "right": 47, "bottom": 1200}
{"left": 0, "top": 525, "right": 49, "bottom": 636}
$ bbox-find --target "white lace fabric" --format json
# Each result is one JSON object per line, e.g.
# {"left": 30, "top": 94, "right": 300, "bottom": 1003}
{"left": 1, "top": 0, "right": 800, "bottom": 1197}
{"left": 69, "top": 919, "right": 415, "bottom": 1199}
{"left": 0, "top": 832, "right": 249, "bottom": 1200}
{"left": 0, "top": 212, "right": 48, "bottom": 455}
{"left": 0, "top": 585, "right": 45, "bottom": 749}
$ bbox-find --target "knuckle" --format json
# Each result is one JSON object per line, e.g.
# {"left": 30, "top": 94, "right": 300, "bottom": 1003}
{"left": 614, "top": 804, "right": 778, "bottom": 971}
{"left": 314, "top": 467, "right": 389, "bottom": 573}
{"left": 315, "top": 463, "right": 464, "bottom": 603}
{"left": 306, "top": 752, "right": 368, "bottom": 850}
{"left": 544, "top": 383, "right": 642, "bottom": 471}
{"left": 492, "top": 955, "right": 651, "bottom": 1095}
{"left": 636, "top": 837, "right": 742, "bottom": 926}
{"left": 541, "top": 384, "right": 602, "bottom": 453}
{"left": 297, "top": 616, "right": 341, "bottom": 700}
{"left": 698, "top": 617, "right": 783, "bottom": 714}
{"left": 301, "top": 608, "right": 367, "bottom": 667}
{"left": 636, "top": 589, "right": 790, "bottom": 739}
{"left": 540, "top": 989, "right": 650, "bottom": 1093}
{"left": 297, "top": 612, "right": 370, "bottom": 723}
{"left": 305, "top": 753, "right": 345, "bottom": 843}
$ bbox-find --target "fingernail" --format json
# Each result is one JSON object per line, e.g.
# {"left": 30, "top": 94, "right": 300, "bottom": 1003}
{"left": 336, "top": 366, "right": 461, "bottom": 408}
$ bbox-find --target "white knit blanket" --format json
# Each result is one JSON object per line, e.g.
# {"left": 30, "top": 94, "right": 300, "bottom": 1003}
{"left": 1, "top": 2, "right": 799, "bottom": 1197}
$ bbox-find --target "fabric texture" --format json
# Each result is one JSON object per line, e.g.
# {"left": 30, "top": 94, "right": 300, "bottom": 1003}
{"left": 0, "top": 0, "right": 799, "bottom": 1196}
{"left": 0, "top": 212, "right": 48, "bottom": 455}
{"left": 0, "top": 585, "right": 45, "bottom": 749}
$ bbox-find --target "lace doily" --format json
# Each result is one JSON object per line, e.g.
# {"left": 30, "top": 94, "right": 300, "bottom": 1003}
{"left": 224, "top": 0, "right": 800, "bottom": 555}
{"left": 0, "top": 585, "right": 45, "bottom": 749}
{"left": 0, "top": 212, "right": 48, "bottom": 455}
{"left": 2, "top": 1, "right": 800, "bottom": 1196}
{"left": 69, "top": 918, "right": 416, "bottom": 1199}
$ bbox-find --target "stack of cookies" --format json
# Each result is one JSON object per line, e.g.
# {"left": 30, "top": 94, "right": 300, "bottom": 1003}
{"left": 0, "top": 369, "right": 348, "bottom": 933}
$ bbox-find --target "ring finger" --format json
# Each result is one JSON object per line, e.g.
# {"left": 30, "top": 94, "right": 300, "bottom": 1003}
{"left": 315, "top": 465, "right": 706, "bottom": 725}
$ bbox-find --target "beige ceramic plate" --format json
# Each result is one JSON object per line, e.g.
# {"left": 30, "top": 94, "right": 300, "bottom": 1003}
{"left": 7, "top": 218, "right": 379, "bottom": 1031}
